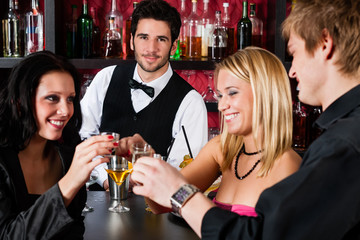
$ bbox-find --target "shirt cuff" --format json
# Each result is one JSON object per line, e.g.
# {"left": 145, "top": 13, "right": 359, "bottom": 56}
{"left": 94, "top": 162, "right": 108, "bottom": 187}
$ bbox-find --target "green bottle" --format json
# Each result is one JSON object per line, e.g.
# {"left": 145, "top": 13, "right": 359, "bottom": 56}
{"left": 77, "top": 0, "right": 92, "bottom": 58}
{"left": 66, "top": 4, "right": 77, "bottom": 58}
{"left": 237, "top": 0, "right": 252, "bottom": 50}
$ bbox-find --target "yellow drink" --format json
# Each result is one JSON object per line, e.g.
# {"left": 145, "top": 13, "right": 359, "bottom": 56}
{"left": 105, "top": 168, "right": 132, "bottom": 186}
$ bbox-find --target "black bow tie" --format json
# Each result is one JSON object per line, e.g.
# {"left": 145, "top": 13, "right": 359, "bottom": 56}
{"left": 129, "top": 78, "right": 155, "bottom": 98}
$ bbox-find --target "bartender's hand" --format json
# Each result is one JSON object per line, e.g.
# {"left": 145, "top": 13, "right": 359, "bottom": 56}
{"left": 131, "top": 157, "right": 187, "bottom": 208}
{"left": 115, "top": 133, "right": 144, "bottom": 157}
{"left": 103, "top": 179, "right": 109, "bottom": 190}
{"left": 115, "top": 133, "right": 155, "bottom": 159}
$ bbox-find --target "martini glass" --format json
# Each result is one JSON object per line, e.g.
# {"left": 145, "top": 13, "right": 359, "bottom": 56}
{"left": 105, "top": 156, "right": 132, "bottom": 212}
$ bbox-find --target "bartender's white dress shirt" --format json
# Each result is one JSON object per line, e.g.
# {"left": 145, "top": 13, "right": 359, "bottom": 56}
{"left": 80, "top": 64, "right": 208, "bottom": 186}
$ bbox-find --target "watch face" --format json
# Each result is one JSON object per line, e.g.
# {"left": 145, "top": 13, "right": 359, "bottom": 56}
{"left": 175, "top": 188, "right": 188, "bottom": 203}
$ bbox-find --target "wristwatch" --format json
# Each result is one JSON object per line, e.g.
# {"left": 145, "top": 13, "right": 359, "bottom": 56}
{"left": 170, "top": 184, "right": 200, "bottom": 216}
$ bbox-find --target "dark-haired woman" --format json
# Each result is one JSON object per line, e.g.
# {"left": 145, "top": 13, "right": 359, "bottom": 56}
{"left": 0, "top": 51, "right": 114, "bottom": 239}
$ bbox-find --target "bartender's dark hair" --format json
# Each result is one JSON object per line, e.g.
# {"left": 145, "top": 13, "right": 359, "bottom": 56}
{"left": 131, "top": 0, "right": 181, "bottom": 45}
{"left": 0, "top": 51, "right": 82, "bottom": 151}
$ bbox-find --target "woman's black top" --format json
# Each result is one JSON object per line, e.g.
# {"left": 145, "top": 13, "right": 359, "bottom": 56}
{"left": 0, "top": 145, "right": 86, "bottom": 239}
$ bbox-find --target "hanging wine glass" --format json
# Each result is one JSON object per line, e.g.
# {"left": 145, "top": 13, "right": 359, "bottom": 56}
{"left": 181, "top": 70, "right": 196, "bottom": 83}
{"left": 202, "top": 70, "right": 217, "bottom": 103}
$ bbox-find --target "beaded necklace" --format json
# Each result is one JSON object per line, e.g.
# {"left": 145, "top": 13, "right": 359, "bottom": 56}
{"left": 234, "top": 146, "right": 262, "bottom": 180}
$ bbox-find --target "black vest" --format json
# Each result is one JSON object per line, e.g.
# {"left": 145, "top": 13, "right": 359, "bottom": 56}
{"left": 100, "top": 64, "right": 194, "bottom": 156}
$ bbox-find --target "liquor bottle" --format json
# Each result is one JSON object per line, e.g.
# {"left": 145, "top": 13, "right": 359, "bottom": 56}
{"left": 249, "top": 3, "right": 263, "bottom": 48}
{"left": 179, "top": 0, "right": 188, "bottom": 58}
{"left": 90, "top": 7, "right": 101, "bottom": 57}
{"left": 105, "top": 0, "right": 123, "bottom": 36}
{"left": 14, "top": 0, "right": 24, "bottom": 56}
{"left": 222, "top": 2, "right": 235, "bottom": 57}
{"left": 25, "top": 0, "right": 44, "bottom": 55}
{"left": 293, "top": 91, "right": 308, "bottom": 151}
{"left": 102, "top": 17, "right": 123, "bottom": 58}
{"left": 307, "top": 106, "right": 322, "bottom": 145}
{"left": 2, "top": 0, "right": 21, "bottom": 57}
{"left": 237, "top": 0, "right": 251, "bottom": 50}
{"left": 186, "top": 0, "right": 202, "bottom": 59}
{"left": 77, "top": 0, "right": 93, "bottom": 58}
{"left": 66, "top": 4, "right": 78, "bottom": 58}
{"left": 125, "top": 1, "right": 138, "bottom": 57}
{"left": 201, "top": 0, "right": 214, "bottom": 58}
{"left": 208, "top": 11, "right": 227, "bottom": 61}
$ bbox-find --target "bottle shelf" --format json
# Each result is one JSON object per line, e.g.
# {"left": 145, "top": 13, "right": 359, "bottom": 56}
{"left": 0, "top": 57, "right": 216, "bottom": 70}
{"left": 1, "top": 0, "right": 288, "bottom": 73}
{"left": 205, "top": 102, "right": 218, "bottom": 112}
{"left": 69, "top": 58, "right": 216, "bottom": 70}
{"left": 0, "top": 58, "right": 23, "bottom": 68}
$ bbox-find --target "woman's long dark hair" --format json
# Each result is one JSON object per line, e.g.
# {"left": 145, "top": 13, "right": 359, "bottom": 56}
{"left": 0, "top": 51, "right": 82, "bottom": 151}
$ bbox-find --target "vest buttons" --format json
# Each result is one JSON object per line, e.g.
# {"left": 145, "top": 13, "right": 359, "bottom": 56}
{"left": 133, "top": 116, "right": 137, "bottom": 121}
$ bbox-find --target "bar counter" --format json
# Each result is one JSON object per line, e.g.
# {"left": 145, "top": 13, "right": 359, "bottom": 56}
{"left": 83, "top": 191, "right": 200, "bottom": 240}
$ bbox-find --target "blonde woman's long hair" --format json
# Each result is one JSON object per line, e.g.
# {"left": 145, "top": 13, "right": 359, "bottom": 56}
{"left": 216, "top": 47, "right": 293, "bottom": 177}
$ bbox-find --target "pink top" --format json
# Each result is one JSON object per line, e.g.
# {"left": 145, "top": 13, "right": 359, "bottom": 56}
{"left": 212, "top": 198, "right": 258, "bottom": 217}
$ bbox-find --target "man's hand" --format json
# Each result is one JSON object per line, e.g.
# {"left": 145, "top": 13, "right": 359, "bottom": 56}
{"left": 115, "top": 133, "right": 155, "bottom": 159}
{"left": 131, "top": 157, "right": 187, "bottom": 208}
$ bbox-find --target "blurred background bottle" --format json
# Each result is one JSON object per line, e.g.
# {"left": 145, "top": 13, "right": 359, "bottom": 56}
{"left": 105, "top": 0, "right": 123, "bottom": 42}
{"left": 25, "top": 0, "right": 44, "bottom": 55}
{"left": 2, "top": 0, "right": 21, "bottom": 57}
{"left": 208, "top": 11, "right": 227, "bottom": 61}
{"left": 102, "top": 17, "right": 123, "bottom": 58}
{"left": 186, "top": 0, "right": 202, "bottom": 59}
{"left": 14, "top": 0, "right": 24, "bottom": 56}
{"left": 179, "top": 0, "right": 188, "bottom": 58}
{"left": 66, "top": 4, "right": 77, "bottom": 58}
{"left": 77, "top": 0, "right": 92, "bottom": 58}
{"left": 237, "top": 0, "right": 251, "bottom": 50}
{"left": 125, "top": 1, "right": 138, "bottom": 58}
{"left": 307, "top": 106, "right": 322, "bottom": 146}
{"left": 90, "top": 7, "right": 101, "bottom": 57}
{"left": 293, "top": 90, "right": 308, "bottom": 151}
{"left": 201, "top": 0, "right": 214, "bottom": 58}
{"left": 249, "top": 3, "right": 263, "bottom": 48}
{"left": 222, "top": 2, "right": 234, "bottom": 57}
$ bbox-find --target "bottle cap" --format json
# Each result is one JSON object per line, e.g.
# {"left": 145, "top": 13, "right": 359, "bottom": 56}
{"left": 250, "top": 3, "right": 256, "bottom": 10}
{"left": 223, "top": 2, "right": 229, "bottom": 7}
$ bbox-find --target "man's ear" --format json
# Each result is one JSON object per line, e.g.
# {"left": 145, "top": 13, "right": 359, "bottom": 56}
{"left": 130, "top": 34, "right": 134, "bottom": 51}
{"left": 321, "top": 28, "right": 335, "bottom": 60}
{"left": 170, "top": 39, "right": 178, "bottom": 56}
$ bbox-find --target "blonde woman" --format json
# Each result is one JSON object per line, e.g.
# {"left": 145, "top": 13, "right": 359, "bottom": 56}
{"left": 133, "top": 47, "right": 301, "bottom": 217}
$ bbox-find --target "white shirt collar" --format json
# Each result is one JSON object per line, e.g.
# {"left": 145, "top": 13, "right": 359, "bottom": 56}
{"left": 132, "top": 64, "right": 173, "bottom": 99}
